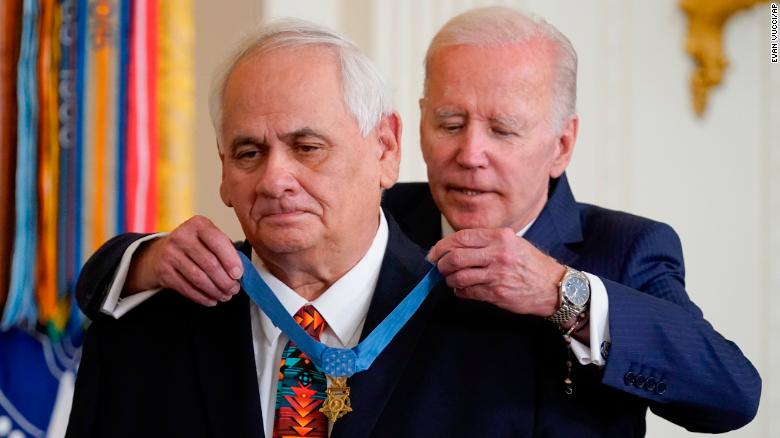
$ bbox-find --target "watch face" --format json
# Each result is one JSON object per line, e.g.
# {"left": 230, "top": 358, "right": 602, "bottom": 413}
{"left": 564, "top": 275, "right": 589, "bottom": 306}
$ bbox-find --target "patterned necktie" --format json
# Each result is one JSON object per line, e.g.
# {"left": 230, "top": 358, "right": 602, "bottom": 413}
{"left": 273, "top": 305, "right": 329, "bottom": 438}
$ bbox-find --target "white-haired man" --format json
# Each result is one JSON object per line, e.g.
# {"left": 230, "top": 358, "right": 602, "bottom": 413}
{"left": 73, "top": 8, "right": 760, "bottom": 437}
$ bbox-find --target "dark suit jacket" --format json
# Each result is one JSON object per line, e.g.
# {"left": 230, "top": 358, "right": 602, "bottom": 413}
{"left": 68, "top": 214, "right": 622, "bottom": 437}
{"left": 70, "top": 176, "right": 760, "bottom": 436}
{"left": 382, "top": 175, "right": 761, "bottom": 433}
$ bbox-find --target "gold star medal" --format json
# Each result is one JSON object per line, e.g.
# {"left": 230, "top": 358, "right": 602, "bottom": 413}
{"left": 318, "top": 349, "right": 358, "bottom": 423}
{"left": 319, "top": 375, "right": 353, "bottom": 422}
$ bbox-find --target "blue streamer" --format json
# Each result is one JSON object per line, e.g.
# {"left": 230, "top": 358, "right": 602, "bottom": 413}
{"left": 3, "top": 0, "right": 40, "bottom": 329}
{"left": 73, "top": 0, "right": 87, "bottom": 281}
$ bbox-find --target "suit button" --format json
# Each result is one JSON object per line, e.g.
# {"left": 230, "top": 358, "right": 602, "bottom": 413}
{"left": 634, "top": 374, "right": 647, "bottom": 388}
{"left": 624, "top": 372, "right": 635, "bottom": 386}
{"left": 645, "top": 377, "right": 657, "bottom": 391}
{"left": 655, "top": 381, "right": 667, "bottom": 395}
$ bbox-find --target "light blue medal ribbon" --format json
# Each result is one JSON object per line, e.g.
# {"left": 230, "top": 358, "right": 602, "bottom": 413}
{"left": 238, "top": 251, "right": 443, "bottom": 377}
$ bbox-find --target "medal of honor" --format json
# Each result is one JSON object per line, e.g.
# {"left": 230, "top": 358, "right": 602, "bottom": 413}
{"left": 317, "top": 348, "right": 358, "bottom": 422}
{"left": 320, "top": 376, "right": 352, "bottom": 422}
{"left": 238, "top": 252, "right": 442, "bottom": 424}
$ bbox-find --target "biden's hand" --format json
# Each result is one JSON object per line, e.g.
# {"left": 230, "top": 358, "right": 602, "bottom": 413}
{"left": 427, "top": 228, "right": 565, "bottom": 317}
{"left": 125, "top": 215, "right": 243, "bottom": 306}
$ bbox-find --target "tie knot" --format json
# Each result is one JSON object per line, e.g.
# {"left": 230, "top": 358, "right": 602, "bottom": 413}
{"left": 294, "top": 305, "right": 327, "bottom": 340}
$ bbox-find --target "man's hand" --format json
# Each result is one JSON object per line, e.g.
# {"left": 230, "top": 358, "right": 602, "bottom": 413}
{"left": 427, "top": 228, "right": 565, "bottom": 317}
{"left": 125, "top": 216, "right": 244, "bottom": 307}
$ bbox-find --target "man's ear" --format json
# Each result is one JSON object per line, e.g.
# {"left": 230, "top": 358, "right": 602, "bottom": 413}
{"left": 376, "top": 112, "right": 402, "bottom": 189}
{"left": 217, "top": 141, "right": 233, "bottom": 208}
{"left": 549, "top": 115, "right": 578, "bottom": 179}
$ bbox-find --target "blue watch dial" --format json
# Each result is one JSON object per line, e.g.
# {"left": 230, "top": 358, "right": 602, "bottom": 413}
{"left": 564, "top": 275, "right": 589, "bottom": 306}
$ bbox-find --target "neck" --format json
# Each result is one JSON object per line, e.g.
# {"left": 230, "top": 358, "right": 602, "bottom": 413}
{"left": 262, "top": 255, "right": 350, "bottom": 301}
{"left": 510, "top": 188, "right": 549, "bottom": 233}
{"left": 256, "top": 220, "right": 380, "bottom": 301}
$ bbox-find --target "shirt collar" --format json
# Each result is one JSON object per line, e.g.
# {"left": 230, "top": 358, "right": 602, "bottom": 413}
{"left": 440, "top": 215, "right": 536, "bottom": 237}
{"left": 252, "top": 210, "right": 389, "bottom": 347}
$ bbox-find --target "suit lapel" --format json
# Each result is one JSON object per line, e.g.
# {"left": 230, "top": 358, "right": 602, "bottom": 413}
{"left": 523, "top": 174, "right": 583, "bottom": 266}
{"left": 189, "top": 242, "right": 265, "bottom": 437}
{"left": 331, "top": 215, "right": 441, "bottom": 438}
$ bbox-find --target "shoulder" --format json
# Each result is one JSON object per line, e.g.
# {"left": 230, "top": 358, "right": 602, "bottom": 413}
{"left": 578, "top": 203, "right": 681, "bottom": 251}
{"left": 87, "top": 289, "right": 247, "bottom": 354}
{"left": 572, "top": 203, "right": 685, "bottom": 283}
{"left": 382, "top": 183, "right": 441, "bottom": 249}
{"left": 577, "top": 204, "right": 685, "bottom": 289}
{"left": 382, "top": 182, "right": 433, "bottom": 206}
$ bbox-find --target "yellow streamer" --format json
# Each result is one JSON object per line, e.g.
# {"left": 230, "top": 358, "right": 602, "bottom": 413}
{"left": 36, "top": 0, "right": 63, "bottom": 330}
{"left": 156, "top": 0, "right": 194, "bottom": 231}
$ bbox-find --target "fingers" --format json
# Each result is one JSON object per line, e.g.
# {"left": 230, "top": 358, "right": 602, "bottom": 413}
{"left": 434, "top": 248, "right": 490, "bottom": 276}
{"left": 189, "top": 226, "right": 242, "bottom": 297}
{"left": 183, "top": 245, "right": 238, "bottom": 297}
{"left": 427, "top": 228, "right": 515, "bottom": 262}
{"left": 155, "top": 215, "right": 241, "bottom": 305}
{"left": 199, "top": 226, "right": 243, "bottom": 280}
{"left": 443, "top": 267, "right": 489, "bottom": 289}
{"left": 427, "top": 227, "right": 564, "bottom": 317}
{"left": 163, "top": 267, "right": 219, "bottom": 307}
{"left": 452, "top": 284, "right": 492, "bottom": 302}
{"left": 168, "top": 248, "right": 234, "bottom": 302}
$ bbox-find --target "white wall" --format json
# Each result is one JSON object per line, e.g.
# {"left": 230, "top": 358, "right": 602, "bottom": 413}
{"left": 194, "top": 1, "right": 779, "bottom": 436}
{"left": 191, "top": 0, "right": 260, "bottom": 238}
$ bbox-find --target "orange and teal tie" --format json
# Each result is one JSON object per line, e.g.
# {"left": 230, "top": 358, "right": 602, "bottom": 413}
{"left": 273, "top": 305, "right": 329, "bottom": 438}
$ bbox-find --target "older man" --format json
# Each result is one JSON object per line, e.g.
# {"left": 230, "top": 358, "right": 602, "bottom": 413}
{"left": 73, "top": 7, "right": 760, "bottom": 437}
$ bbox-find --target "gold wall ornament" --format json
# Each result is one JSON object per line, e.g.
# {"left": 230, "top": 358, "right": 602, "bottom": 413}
{"left": 680, "top": 0, "right": 767, "bottom": 116}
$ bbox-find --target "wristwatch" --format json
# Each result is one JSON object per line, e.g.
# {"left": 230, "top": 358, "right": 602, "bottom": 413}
{"left": 547, "top": 266, "right": 591, "bottom": 327}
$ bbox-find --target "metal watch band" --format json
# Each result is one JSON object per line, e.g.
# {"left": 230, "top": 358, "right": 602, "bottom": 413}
{"left": 546, "top": 266, "right": 589, "bottom": 327}
{"left": 547, "top": 302, "right": 582, "bottom": 326}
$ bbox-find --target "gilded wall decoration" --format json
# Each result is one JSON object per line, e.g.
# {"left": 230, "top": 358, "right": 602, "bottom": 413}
{"left": 680, "top": 0, "right": 767, "bottom": 116}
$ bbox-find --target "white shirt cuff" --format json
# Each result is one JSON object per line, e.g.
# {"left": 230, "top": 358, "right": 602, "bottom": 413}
{"left": 569, "top": 273, "right": 610, "bottom": 367}
{"left": 100, "top": 233, "right": 168, "bottom": 319}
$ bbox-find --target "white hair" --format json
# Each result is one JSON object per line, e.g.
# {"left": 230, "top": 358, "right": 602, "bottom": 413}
{"left": 209, "top": 18, "right": 392, "bottom": 145}
{"left": 424, "top": 6, "right": 578, "bottom": 132}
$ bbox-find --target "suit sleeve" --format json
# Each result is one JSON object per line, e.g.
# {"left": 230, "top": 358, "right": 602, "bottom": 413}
{"left": 600, "top": 222, "right": 761, "bottom": 432}
{"left": 64, "top": 320, "right": 102, "bottom": 437}
{"left": 76, "top": 233, "right": 152, "bottom": 321}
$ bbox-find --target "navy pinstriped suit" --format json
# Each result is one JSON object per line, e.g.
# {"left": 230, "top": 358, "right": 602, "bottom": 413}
{"left": 69, "top": 174, "right": 760, "bottom": 436}
{"left": 383, "top": 174, "right": 761, "bottom": 432}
